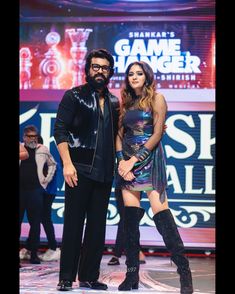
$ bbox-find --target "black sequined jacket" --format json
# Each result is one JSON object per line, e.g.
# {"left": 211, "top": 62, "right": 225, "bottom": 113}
{"left": 54, "top": 83, "right": 120, "bottom": 173}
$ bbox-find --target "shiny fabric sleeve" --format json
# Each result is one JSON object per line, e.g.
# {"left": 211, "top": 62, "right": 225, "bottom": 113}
{"left": 53, "top": 90, "right": 78, "bottom": 145}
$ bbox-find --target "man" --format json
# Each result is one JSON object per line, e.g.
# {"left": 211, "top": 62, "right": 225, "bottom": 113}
{"left": 20, "top": 135, "right": 60, "bottom": 263}
{"left": 19, "top": 125, "right": 57, "bottom": 264}
{"left": 54, "top": 49, "right": 119, "bottom": 291}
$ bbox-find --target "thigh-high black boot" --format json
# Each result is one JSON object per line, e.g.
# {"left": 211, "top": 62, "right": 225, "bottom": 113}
{"left": 153, "top": 209, "right": 193, "bottom": 294}
{"left": 118, "top": 206, "right": 145, "bottom": 291}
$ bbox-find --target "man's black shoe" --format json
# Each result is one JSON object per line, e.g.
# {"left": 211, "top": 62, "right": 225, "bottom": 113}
{"left": 108, "top": 256, "right": 120, "bottom": 265}
{"left": 57, "top": 280, "right": 72, "bottom": 291}
{"left": 79, "top": 280, "right": 108, "bottom": 290}
{"left": 30, "top": 256, "right": 41, "bottom": 264}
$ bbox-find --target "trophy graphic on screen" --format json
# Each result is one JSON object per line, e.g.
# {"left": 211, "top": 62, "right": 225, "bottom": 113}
{"left": 19, "top": 47, "right": 32, "bottom": 89}
{"left": 66, "top": 28, "right": 93, "bottom": 87}
{"left": 39, "top": 32, "right": 62, "bottom": 89}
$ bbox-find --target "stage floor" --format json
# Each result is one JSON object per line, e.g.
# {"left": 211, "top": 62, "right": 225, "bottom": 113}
{"left": 20, "top": 255, "right": 215, "bottom": 293}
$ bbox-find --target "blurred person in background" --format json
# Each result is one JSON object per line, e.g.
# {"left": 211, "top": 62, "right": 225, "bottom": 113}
{"left": 20, "top": 134, "right": 60, "bottom": 262}
{"left": 19, "top": 125, "right": 57, "bottom": 264}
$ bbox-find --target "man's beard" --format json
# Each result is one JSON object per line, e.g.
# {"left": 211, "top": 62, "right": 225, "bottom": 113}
{"left": 87, "top": 73, "right": 109, "bottom": 89}
{"left": 25, "top": 141, "right": 37, "bottom": 149}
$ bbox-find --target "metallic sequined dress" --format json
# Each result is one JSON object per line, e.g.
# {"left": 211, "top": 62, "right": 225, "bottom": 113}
{"left": 116, "top": 109, "right": 167, "bottom": 201}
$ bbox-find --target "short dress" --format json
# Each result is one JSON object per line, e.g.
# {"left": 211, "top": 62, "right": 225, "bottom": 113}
{"left": 115, "top": 109, "right": 168, "bottom": 203}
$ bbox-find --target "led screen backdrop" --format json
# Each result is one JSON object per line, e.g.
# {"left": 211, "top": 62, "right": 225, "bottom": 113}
{"left": 20, "top": 18, "right": 215, "bottom": 249}
{"left": 20, "top": 21, "right": 215, "bottom": 91}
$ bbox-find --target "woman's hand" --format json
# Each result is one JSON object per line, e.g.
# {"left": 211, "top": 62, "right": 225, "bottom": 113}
{"left": 118, "top": 157, "right": 137, "bottom": 178}
{"left": 123, "top": 171, "right": 135, "bottom": 181}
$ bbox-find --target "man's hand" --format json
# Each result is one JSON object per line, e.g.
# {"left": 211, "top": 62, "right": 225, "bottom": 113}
{"left": 19, "top": 142, "right": 29, "bottom": 160}
{"left": 63, "top": 162, "right": 78, "bottom": 187}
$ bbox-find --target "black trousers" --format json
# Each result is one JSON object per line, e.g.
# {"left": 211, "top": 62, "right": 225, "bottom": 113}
{"left": 113, "top": 188, "right": 125, "bottom": 257}
{"left": 26, "top": 192, "right": 57, "bottom": 251}
{"left": 41, "top": 193, "right": 57, "bottom": 250}
{"left": 59, "top": 173, "right": 112, "bottom": 282}
{"left": 19, "top": 187, "right": 44, "bottom": 253}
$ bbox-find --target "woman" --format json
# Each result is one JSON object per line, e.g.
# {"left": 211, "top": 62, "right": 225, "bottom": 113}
{"left": 116, "top": 61, "right": 193, "bottom": 293}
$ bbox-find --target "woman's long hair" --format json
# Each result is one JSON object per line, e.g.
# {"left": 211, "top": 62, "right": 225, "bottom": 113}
{"left": 119, "top": 61, "right": 156, "bottom": 128}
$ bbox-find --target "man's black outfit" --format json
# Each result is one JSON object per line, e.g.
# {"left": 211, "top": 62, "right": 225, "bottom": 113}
{"left": 20, "top": 147, "right": 44, "bottom": 264}
{"left": 54, "top": 83, "right": 119, "bottom": 289}
{"left": 111, "top": 188, "right": 126, "bottom": 258}
{"left": 25, "top": 166, "right": 58, "bottom": 253}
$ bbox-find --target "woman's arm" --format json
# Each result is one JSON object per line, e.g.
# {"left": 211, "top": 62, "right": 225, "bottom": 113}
{"left": 116, "top": 124, "right": 136, "bottom": 181}
{"left": 143, "top": 92, "right": 167, "bottom": 151}
{"left": 116, "top": 126, "right": 124, "bottom": 153}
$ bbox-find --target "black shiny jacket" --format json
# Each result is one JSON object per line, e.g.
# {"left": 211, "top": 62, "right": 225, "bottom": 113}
{"left": 54, "top": 83, "right": 120, "bottom": 172}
